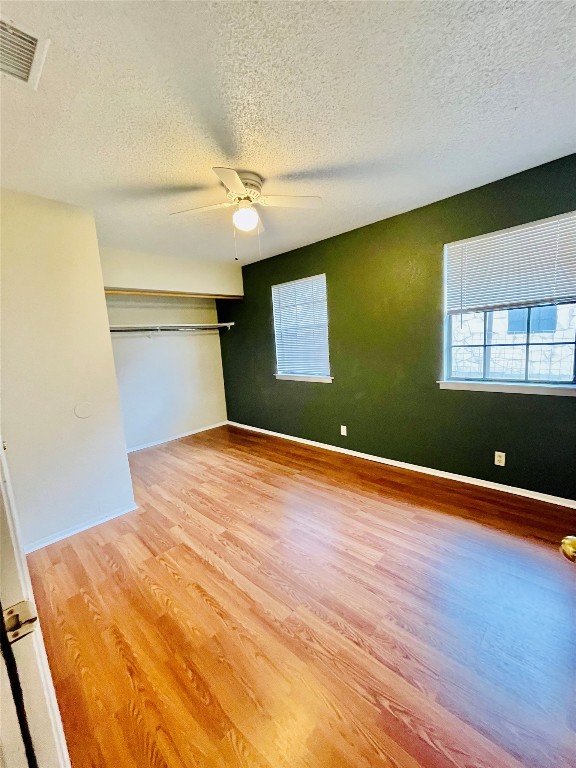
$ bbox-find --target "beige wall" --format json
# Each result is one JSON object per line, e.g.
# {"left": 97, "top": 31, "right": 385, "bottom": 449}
{"left": 107, "top": 295, "right": 227, "bottom": 450}
{"left": 1, "top": 189, "right": 135, "bottom": 551}
{"left": 100, "top": 246, "right": 243, "bottom": 296}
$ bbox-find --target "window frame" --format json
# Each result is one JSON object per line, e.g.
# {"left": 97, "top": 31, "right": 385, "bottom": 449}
{"left": 440, "top": 211, "right": 576, "bottom": 397}
{"left": 271, "top": 273, "right": 333, "bottom": 384}
{"left": 441, "top": 301, "right": 576, "bottom": 396}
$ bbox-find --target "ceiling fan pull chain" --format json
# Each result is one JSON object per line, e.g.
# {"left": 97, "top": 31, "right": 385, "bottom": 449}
{"left": 232, "top": 219, "right": 239, "bottom": 262}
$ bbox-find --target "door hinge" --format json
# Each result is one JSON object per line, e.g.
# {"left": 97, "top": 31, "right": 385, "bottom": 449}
{"left": 3, "top": 600, "right": 38, "bottom": 644}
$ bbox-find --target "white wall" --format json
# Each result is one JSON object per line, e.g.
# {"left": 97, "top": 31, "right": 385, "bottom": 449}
{"left": 100, "top": 246, "right": 243, "bottom": 296}
{"left": 1, "top": 189, "right": 135, "bottom": 551}
{"left": 107, "top": 295, "right": 228, "bottom": 451}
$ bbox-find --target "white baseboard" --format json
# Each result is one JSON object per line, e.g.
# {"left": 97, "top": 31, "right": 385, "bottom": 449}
{"left": 227, "top": 421, "right": 576, "bottom": 509}
{"left": 127, "top": 421, "right": 228, "bottom": 452}
{"left": 24, "top": 423, "right": 229, "bottom": 552}
{"left": 24, "top": 420, "right": 574, "bottom": 554}
{"left": 24, "top": 502, "right": 139, "bottom": 553}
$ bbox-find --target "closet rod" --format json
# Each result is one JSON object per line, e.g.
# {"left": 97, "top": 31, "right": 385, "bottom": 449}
{"left": 110, "top": 322, "right": 234, "bottom": 333}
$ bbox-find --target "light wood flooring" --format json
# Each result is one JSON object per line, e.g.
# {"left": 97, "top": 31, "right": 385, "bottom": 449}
{"left": 28, "top": 425, "right": 576, "bottom": 768}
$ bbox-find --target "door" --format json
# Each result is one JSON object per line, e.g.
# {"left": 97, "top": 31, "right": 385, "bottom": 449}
{"left": 0, "top": 445, "right": 71, "bottom": 768}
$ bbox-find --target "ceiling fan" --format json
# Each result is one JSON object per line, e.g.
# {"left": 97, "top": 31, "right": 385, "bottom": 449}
{"left": 170, "top": 167, "right": 322, "bottom": 232}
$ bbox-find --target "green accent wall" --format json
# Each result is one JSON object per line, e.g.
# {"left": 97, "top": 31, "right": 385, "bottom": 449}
{"left": 218, "top": 155, "right": 576, "bottom": 500}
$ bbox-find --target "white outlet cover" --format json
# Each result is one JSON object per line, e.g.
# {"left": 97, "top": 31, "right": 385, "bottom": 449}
{"left": 340, "top": 425, "right": 347, "bottom": 436}
{"left": 494, "top": 451, "right": 506, "bottom": 466}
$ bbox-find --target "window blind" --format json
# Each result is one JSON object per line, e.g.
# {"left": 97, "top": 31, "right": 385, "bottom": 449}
{"left": 445, "top": 211, "right": 576, "bottom": 313}
{"left": 272, "top": 274, "right": 331, "bottom": 377}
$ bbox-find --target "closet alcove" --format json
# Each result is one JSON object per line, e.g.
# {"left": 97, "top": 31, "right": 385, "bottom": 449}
{"left": 105, "top": 288, "right": 238, "bottom": 452}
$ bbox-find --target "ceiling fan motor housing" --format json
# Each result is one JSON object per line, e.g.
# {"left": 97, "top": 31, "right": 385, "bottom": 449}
{"left": 227, "top": 171, "right": 263, "bottom": 204}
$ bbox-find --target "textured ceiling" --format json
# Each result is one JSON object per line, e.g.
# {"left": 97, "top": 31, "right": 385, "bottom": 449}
{"left": 2, "top": 1, "right": 576, "bottom": 264}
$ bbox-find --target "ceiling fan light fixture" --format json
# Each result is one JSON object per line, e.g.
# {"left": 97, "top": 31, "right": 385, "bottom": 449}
{"left": 232, "top": 201, "right": 259, "bottom": 232}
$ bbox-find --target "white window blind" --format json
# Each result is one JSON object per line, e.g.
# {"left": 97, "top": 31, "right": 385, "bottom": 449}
{"left": 445, "top": 211, "right": 576, "bottom": 313}
{"left": 272, "top": 274, "right": 331, "bottom": 378}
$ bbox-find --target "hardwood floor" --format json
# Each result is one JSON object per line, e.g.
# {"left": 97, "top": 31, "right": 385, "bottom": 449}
{"left": 28, "top": 425, "right": 575, "bottom": 768}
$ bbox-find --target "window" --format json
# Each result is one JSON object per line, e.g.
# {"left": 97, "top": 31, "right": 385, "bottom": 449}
{"left": 447, "top": 304, "right": 576, "bottom": 383}
{"left": 272, "top": 274, "right": 332, "bottom": 382}
{"left": 443, "top": 211, "right": 576, "bottom": 389}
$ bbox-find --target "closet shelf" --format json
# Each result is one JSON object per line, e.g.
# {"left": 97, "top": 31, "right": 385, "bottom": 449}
{"left": 105, "top": 287, "right": 243, "bottom": 300}
{"left": 110, "top": 322, "right": 234, "bottom": 333}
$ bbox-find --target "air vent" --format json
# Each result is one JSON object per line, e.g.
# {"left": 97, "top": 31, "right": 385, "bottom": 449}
{"left": 0, "top": 18, "right": 49, "bottom": 89}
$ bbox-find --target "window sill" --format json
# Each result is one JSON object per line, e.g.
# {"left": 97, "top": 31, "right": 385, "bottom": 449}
{"left": 275, "top": 374, "right": 333, "bottom": 383}
{"left": 438, "top": 380, "right": 576, "bottom": 397}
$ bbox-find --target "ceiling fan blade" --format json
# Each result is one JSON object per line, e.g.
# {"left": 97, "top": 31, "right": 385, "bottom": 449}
{"left": 259, "top": 195, "right": 322, "bottom": 209}
{"left": 212, "top": 167, "right": 247, "bottom": 196}
{"left": 170, "top": 201, "right": 233, "bottom": 216}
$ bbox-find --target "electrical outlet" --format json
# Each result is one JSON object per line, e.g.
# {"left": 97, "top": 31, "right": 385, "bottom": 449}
{"left": 340, "top": 425, "right": 347, "bottom": 436}
{"left": 494, "top": 451, "right": 506, "bottom": 467}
